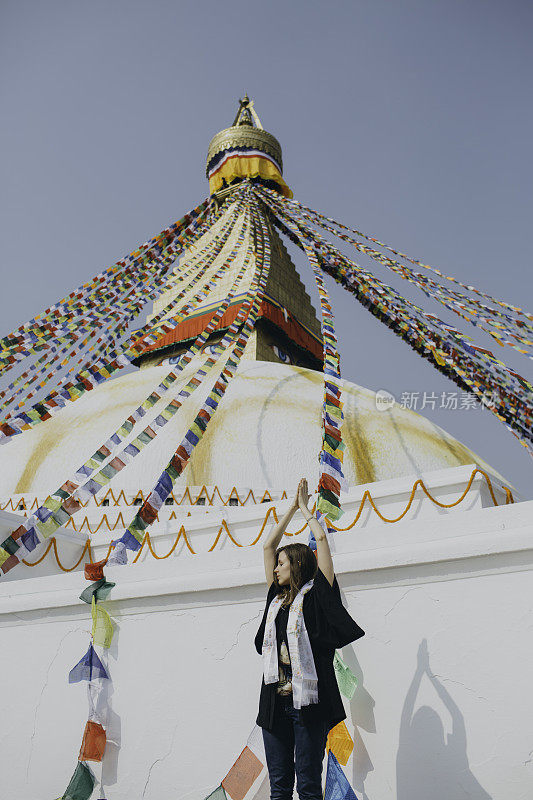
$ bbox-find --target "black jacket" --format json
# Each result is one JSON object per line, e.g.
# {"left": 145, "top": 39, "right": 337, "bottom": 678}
{"left": 254, "top": 569, "right": 365, "bottom": 731}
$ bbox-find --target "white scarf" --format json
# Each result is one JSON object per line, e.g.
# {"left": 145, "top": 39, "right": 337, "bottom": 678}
{"left": 262, "top": 579, "right": 318, "bottom": 709}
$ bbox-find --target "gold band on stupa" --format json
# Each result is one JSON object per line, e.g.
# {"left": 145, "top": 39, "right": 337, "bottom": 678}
{"left": 206, "top": 126, "right": 283, "bottom": 176}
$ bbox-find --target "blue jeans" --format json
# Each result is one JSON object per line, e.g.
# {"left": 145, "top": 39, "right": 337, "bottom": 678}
{"left": 262, "top": 699, "right": 329, "bottom": 800}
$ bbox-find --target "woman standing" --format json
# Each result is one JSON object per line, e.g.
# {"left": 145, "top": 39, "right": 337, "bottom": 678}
{"left": 255, "top": 478, "right": 365, "bottom": 800}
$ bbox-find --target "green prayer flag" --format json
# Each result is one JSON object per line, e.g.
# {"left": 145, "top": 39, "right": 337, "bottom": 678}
{"left": 79, "top": 578, "right": 115, "bottom": 605}
{"left": 2, "top": 536, "right": 19, "bottom": 556}
{"left": 100, "top": 463, "right": 117, "bottom": 479}
{"left": 316, "top": 497, "right": 339, "bottom": 519}
{"left": 334, "top": 651, "right": 358, "bottom": 699}
{"left": 45, "top": 496, "right": 64, "bottom": 512}
{"left": 204, "top": 786, "right": 227, "bottom": 800}
{"left": 52, "top": 507, "right": 71, "bottom": 526}
{"left": 62, "top": 761, "right": 95, "bottom": 800}
{"left": 190, "top": 422, "right": 204, "bottom": 439}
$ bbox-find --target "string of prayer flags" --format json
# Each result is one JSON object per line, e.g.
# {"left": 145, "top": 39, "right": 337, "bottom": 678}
{"left": 333, "top": 651, "right": 358, "bottom": 700}
{"left": 0, "top": 201, "right": 253, "bottom": 566}
{"left": 0, "top": 194, "right": 221, "bottom": 444}
{"left": 292, "top": 194, "right": 533, "bottom": 327}
{"left": 277, "top": 190, "right": 533, "bottom": 349}
{"left": 0, "top": 202, "right": 255, "bottom": 574}
{"left": 324, "top": 751, "right": 359, "bottom": 800}
{"left": 117, "top": 187, "right": 272, "bottom": 552}
{"left": 255, "top": 186, "right": 346, "bottom": 528}
{"left": 2, "top": 197, "right": 211, "bottom": 351}
{"left": 125, "top": 190, "right": 249, "bottom": 358}
{"left": 276, "top": 188, "right": 533, "bottom": 397}
{"left": 326, "top": 721, "right": 354, "bottom": 766}
{"left": 59, "top": 559, "right": 117, "bottom": 798}
{"left": 258, "top": 186, "right": 533, "bottom": 453}
{"left": 1, "top": 231, "right": 174, "bottom": 367}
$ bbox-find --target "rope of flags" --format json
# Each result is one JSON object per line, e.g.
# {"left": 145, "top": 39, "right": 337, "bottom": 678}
{"left": 0, "top": 201, "right": 208, "bottom": 366}
{"left": 1, "top": 178, "right": 530, "bottom": 578}
{"left": 0, "top": 263, "right": 176, "bottom": 418}
{"left": 57, "top": 582, "right": 360, "bottom": 800}
{"left": 254, "top": 186, "right": 533, "bottom": 454}
{"left": 0, "top": 199, "right": 225, "bottom": 413}
{"left": 126, "top": 192, "right": 250, "bottom": 357}
{"left": 283, "top": 198, "right": 533, "bottom": 358}
{"left": 57, "top": 557, "right": 124, "bottom": 799}
{"left": 287, "top": 195, "right": 533, "bottom": 331}
{"left": 0, "top": 199, "right": 255, "bottom": 571}
{"left": 253, "top": 186, "right": 347, "bottom": 532}
{"left": 0, "top": 175, "right": 528, "bottom": 797}
{"left": 117, "top": 187, "right": 272, "bottom": 552}
{"left": 1, "top": 198, "right": 212, "bottom": 347}
{"left": 0, "top": 196, "right": 227, "bottom": 444}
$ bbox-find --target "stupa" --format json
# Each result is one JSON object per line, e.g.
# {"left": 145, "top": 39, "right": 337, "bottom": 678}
{"left": 1, "top": 98, "right": 531, "bottom": 800}
{"left": 0, "top": 98, "right": 512, "bottom": 507}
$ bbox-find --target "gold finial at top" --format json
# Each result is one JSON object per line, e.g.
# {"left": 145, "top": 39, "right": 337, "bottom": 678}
{"left": 206, "top": 96, "right": 282, "bottom": 177}
{"left": 231, "top": 95, "right": 264, "bottom": 129}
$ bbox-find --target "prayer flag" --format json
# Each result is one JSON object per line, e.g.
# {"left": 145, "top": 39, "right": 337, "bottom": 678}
{"left": 324, "top": 751, "right": 359, "bottom": 800}
{"left": 79, "top": 578, "right": 115, "bottom": 605}
{"left": 222, "top": 746, "right": 263, "bottom": 800}
{"left": 84, "top": 559, "right": 108, "bottom": 581}
{"left": 91, "top": 597, "right": 114, "bottom": 648}
{"left": 62, "top": 761, "right": 95, "bottom": 800}
{"left": 333, "top": 652, "right": 358, "bottom": 699}
{"left": 107, "top": 541, "right": 127, "bottom": 565}
{"left": 87, "top": 678, "right": 109, "bottom": 728}
{"left": 204, "top": 787, "right": 227, "bottom": 800}
{"left": 326, "top": 721, "right": 354, "bottom": 766}
{"left": 79, "top": 720, "right": 106, "bottom": 762}
{"left": 69, "top": 644, "right": 109, "bottom": 683}
{"left": 246, "top": 725, "right": 266, "bottom": 764}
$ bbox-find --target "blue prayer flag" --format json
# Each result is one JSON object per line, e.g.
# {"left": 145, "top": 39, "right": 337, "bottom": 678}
{"left": 118, "top": 530, "right": 142, "bottom": 551}
{"left": 21, "top": 526, "right": 39, "bottom": 552}
{"left": 324, "top": 751, "right": 358, "bottom": 800}
{"left": 68, "top": 644, "right": 109, "bottom": 684}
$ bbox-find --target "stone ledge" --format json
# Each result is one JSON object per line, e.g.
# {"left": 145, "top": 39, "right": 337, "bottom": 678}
{"left": 1, "top": 498, "right": 531, "bottom": 623}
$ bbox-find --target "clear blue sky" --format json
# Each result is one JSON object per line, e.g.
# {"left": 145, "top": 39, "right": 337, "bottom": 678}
{"left": 1, "top": 0, "right": 532, "bottom": 496}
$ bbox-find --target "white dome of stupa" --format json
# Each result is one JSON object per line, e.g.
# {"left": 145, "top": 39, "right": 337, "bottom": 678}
{"left": 0, "top": 359, "right": 507, "bottom": 502}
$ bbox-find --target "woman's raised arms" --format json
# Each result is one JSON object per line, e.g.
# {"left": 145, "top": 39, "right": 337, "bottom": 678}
{"left": 297, "top": 479, "right": 335, "bottom": 586}
{"left": 262, "top": 482, "right": 301, "bottom": 585}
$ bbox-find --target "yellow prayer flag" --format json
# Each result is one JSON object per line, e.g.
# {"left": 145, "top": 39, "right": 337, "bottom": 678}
{"left": 430, "top": 347, "right": 446, "bottom": 367}
{"left": 91, "top": 597, "right": 114, "bottom": 648}
{"left": 326, "top": 721, "right": 354, "bottom": 766}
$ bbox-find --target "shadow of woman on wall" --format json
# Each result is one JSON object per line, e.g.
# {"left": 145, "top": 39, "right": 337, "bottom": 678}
{"left": 396, "top": 639, "right": 491, "bottom": 800}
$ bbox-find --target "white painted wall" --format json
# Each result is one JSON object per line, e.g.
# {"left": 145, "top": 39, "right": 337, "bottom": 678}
{"left": 1, "top": 466, "right": 532, "bottom": 799}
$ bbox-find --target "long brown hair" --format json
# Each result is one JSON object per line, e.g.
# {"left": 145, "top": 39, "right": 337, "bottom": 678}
{"left": 273, "top": 543, "right": 317, "bottom": 606}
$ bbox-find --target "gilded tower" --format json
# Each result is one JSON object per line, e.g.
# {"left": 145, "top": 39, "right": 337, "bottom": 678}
{"left": 136, "top": 98, "right": 322, "bottom": 371}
